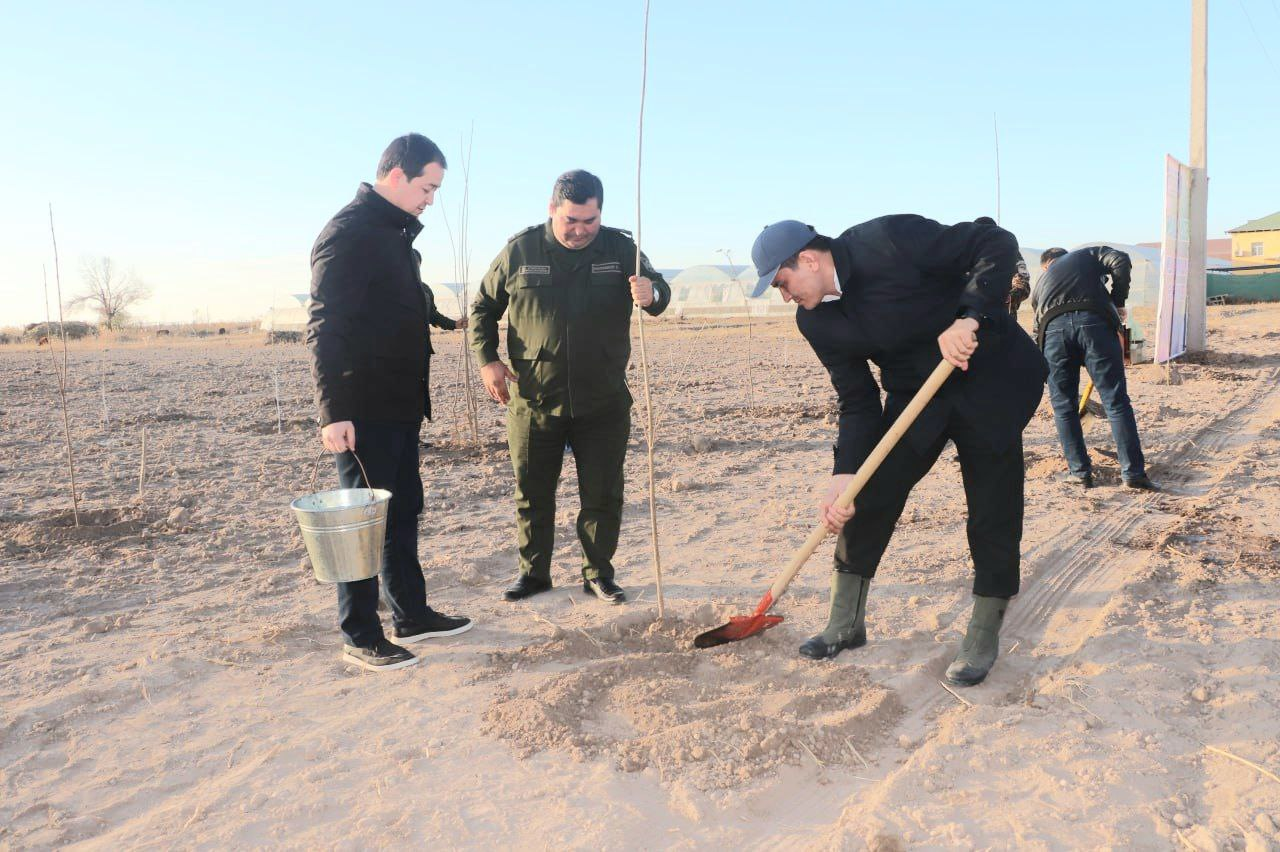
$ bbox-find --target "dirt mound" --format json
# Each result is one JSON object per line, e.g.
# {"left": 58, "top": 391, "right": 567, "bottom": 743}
{"left": 118, "top": 407, "right": 200, "bottom": 426}
{"left": 482, "top": 610, "right": 903, "bottom": 790}
{"left": 0, "top": 505, "right": 162, "bottom": 555}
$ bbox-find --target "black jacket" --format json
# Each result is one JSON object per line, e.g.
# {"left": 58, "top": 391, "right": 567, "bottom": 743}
{"left": 307, "top": 184, "right": 432, "bottom": 427}
{"left": 797, "top": 215, "right": 1047, "bottom": 475}
{"left": 1030, "top": 246, "right": 1131, "bottom": 347}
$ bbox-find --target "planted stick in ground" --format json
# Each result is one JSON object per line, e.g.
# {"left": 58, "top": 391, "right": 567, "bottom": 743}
{"left": 139, "top": 426, "right": 147, "bottom": 500}
{"left": 273, "top": 367, "right": 283, "bottom": 434}
{"left": 46, "top": 206, "right": 81, "bottom": 527}
{"left": 99, "top": 351, "right": 109, "bottom": 431}
{"left": 633, "top": 0, "right": 664, "bottom": 618}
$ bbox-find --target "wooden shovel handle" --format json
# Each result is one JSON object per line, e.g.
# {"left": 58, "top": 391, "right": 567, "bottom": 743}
{"left": 767, "top": 360, "right": 956, "bottom": 603}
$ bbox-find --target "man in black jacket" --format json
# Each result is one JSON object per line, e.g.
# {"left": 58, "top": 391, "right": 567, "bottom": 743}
{"left": 1030, "top": 246, "right": 1157, "bottom": 491}
{"left": 308, "top": 133, "right": 472, "bottom": 672}
{"left": 750, "top": 217, "right": 1046, "bottom": 686}
{"left": 973, "top": 217, "right": 1030, "bottom": 316}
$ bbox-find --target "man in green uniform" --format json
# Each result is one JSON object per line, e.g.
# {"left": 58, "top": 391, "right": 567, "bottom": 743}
{"left": 469, "top": 170, "right": 671, "bottom": 604}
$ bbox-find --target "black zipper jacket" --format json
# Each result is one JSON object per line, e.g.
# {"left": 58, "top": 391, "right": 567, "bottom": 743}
{"left": 798, "top": 215, "right": 1047, "bottom": 475}
{"left": 307, "top": 184, "right": 430, "bottom": 427}
{"left": 1030, "top": 246, "right": 1132, "bottom": 348}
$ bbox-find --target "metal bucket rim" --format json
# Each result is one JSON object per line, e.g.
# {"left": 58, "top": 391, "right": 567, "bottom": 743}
{"left": 296, "top": 516, "right": 387, "bottom": 535}
{"left": 290, "top": 488, "right": 392, "bottom": 513}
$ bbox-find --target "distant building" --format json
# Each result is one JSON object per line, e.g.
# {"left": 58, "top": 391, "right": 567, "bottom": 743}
{"left": 1137, "top": 238, "right": 1232, "bottom": 266}
{"left": 1226, "top": 212, "right": 1280, "bottom": 267}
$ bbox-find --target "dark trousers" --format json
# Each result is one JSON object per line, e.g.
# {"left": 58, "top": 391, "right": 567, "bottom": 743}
{"left": 506, "top": 399, "right": 631, "bottom": 582}
{"left": 335, "top": 420, "right": 430, "bottom": 648}
{"left": 834, "top": 409, "right": 1024, "bottom": 599}
{"left": 1042, "top": 311, "right": 1146, "bottom": 480}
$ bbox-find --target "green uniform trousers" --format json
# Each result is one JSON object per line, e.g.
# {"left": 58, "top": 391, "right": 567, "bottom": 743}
{"left": 506, "top": 398, "right": 631, "bottom": 582}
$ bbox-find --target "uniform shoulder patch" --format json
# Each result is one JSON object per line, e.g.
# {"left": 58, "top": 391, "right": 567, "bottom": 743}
{"left": 602, "top": 225, "right": 633, "bottom": 239}
{"left": 507, "top": 224, "right": 542, "bottom": 243}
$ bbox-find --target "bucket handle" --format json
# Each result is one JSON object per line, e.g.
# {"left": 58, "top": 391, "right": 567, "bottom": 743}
{"left": 308, "top": 447, "right": 374, "bottom": 494}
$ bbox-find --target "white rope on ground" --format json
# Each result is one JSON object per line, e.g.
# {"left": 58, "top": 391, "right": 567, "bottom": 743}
{"left": 634, "top": 0, "right": 664, "bottom": 619}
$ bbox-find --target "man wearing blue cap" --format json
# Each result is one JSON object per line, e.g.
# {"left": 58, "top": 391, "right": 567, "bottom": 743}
{"left": 750, "top": 216, "right": 1046, "bottom": 686}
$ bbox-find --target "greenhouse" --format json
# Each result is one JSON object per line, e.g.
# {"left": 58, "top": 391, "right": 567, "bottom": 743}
{"left": 667, "top": 264, "right": 792, "bottom": 318}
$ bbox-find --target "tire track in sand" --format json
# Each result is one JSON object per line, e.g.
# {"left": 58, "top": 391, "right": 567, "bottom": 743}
{"left": 740, "top": 365, "right": 1280, "bottom": 850}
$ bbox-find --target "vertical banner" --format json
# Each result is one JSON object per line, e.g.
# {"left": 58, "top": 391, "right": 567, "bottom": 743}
{"left": 1155, "top": 154, "right": 1191, "bottom": 363}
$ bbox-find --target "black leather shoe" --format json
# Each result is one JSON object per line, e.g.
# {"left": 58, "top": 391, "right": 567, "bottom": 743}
{"left": 1058, "top": 471, "right": 1094, "bottom": 489}
{"left": 1124, "top": 474, "right": 1160, "bottom": 491}
{"left": 583, "top": 577, "right": 626, "bottom": 603}
{"left": 798, "top": 629, "right": 867, "bottom": 660}
{"left": 503, "top": 575, "right": 552, "bottom": 601}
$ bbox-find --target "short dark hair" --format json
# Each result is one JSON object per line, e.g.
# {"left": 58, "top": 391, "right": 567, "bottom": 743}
{"left": 779, "top": 234, "right": 834, "bottom": 271}
{"left": 1040, "top": 247, "right": 1068, "bottom": 265}
{"left": 974, "top": 216, "right": 997, "bottom": 226}
{"left": 551, "top": 170, "right": 604, "bottom": 208}
{"left": 377, "top": 134, "right": 447, "bottom": 181}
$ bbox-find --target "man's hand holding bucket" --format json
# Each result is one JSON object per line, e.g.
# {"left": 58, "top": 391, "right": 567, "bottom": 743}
{"left": 321, "top": 421, "right": 355, "bottom": 453}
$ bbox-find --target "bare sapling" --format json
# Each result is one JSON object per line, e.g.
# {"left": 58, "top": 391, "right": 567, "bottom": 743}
{"left": 439, "top": 129, "right": 482, "bottom": 450}
{"left": 269, "top": 296, "right": 283, "bottom": 434}
{"left": 46, "top": 206, "right": 81, "bottom": 527}
{"left": 99, "top": 350, "right": 109, "bottom": 431}
{"left": 440, "top": 207, "right": 474, "bottom": 447}
{"left": 273, "top": 368, "right": 283, "bottom": 435}
{"left": 634, "top": 0, "right": 664, "bottom": 618}
{"left": 99, "top": 343, "right": 112, "bottom": 485}
{"left": 139, "top": 426, "right": 147, "bottom": 500}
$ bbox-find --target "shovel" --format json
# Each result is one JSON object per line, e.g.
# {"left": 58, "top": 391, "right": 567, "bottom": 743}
{"left": 694, "top": 360, "right": 956, "bottom": 649}
{"left": 1079, "top": 379, "right": 1101, "bottom": 420}
{"left": 1079, "top": 327, "right": 1130, "bottom": 421}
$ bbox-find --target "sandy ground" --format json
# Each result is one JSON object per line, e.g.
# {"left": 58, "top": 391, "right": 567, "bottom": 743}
{"left": 2, "top": 305, "right": 1279, "bottom": 850}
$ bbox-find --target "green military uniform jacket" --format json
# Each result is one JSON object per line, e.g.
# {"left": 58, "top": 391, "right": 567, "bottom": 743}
{"left": 469, "top": 221, "right": 671, "bottom": 417}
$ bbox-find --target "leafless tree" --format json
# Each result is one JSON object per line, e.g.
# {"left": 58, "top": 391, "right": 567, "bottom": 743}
{"left": 69, "top": 256, "right": 151, "bottom": 329}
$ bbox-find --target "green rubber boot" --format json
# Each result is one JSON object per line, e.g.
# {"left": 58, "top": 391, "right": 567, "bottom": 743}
{"left": 945, "top": 595, "right": 1008, "bottom": 686}
{"left": 798, "top": 572, "right": 870, "bottom": 660}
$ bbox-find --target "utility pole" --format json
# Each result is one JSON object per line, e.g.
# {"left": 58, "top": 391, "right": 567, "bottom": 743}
{"left": 1186, "top": 0, "right": 1208, "bottom": 351}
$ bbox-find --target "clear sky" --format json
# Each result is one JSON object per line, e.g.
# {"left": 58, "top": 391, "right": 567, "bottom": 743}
{"left": 2, "top": 0, "right": 1277, "bottom": 326}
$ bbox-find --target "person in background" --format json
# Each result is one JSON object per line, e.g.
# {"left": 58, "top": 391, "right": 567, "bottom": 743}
{"left": 1031, "top": 246, "right": 1158, "bottom": 491}
{"left": 974, "top": 216, "right": 1030, "bottom": 317}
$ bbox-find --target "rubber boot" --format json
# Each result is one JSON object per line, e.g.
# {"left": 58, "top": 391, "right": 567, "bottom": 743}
{"left": 799, "top": 572, "right": 870, "bottom": 660}
{"left": 945, "top": 595, "right": 1008, "bottom": 686}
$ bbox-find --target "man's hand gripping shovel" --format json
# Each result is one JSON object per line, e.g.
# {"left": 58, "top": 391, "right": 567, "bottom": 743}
{"left": 694, "top": 360, "right": 957, "bottom": 649}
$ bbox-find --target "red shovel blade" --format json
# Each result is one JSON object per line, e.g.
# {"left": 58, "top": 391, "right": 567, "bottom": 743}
{"left": 693, "top": 613, "right": 784, "bottom": 648}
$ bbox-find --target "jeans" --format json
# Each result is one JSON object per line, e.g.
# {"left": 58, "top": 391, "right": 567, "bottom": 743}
{"left": 1042, "top": 311, "right": 1146, "bottom": 481}
{"left": 334, "top": 420, "right": 431, "bottom": 648}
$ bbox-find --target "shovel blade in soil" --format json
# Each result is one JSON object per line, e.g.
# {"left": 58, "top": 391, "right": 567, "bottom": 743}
{"left": 692, "top": 613, "right": 784, "bottom": 649}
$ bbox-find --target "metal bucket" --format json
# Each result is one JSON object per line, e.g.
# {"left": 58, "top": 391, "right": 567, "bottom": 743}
{"left": 291, "top": 485, "right": 391, "bottom": 583}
